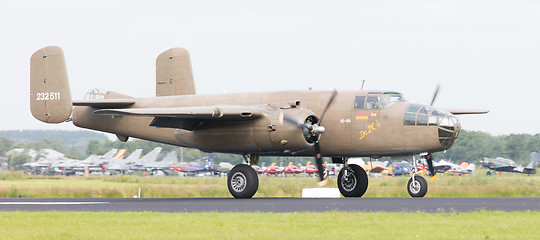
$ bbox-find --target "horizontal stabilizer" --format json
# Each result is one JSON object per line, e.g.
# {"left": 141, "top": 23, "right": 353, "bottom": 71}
{"left": 446, "top": 109, "right": 490, "bottom": 115}
{"left": 73, "top": 99, "right": 136, "bottom": 108}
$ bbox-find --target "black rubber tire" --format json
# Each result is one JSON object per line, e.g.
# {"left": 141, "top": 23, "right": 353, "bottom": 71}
{"left": 407, "top": 175, "right": 428, "bottom": 198}
{"left": 337, "top": 164, "right": 369, "bottom": 197}
{"left": 486, "top": 171, "right": 492, "bottom": 176}
{"left": 227, "top": 164, "right": 259, "bottom": 199}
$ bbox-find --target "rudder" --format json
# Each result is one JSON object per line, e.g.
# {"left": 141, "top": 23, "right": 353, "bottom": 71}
{"left": 30, "top": 46, "right": 72, "bottom": 123}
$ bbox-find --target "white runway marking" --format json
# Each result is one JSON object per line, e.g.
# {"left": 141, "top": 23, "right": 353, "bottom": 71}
{"left": 0, "top": 202, "right": 109, "bottom": 205}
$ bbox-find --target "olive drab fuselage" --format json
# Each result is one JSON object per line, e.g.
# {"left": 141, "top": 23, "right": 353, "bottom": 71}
{"left": 72, "top": 90, "right": 460, "bottom": 158}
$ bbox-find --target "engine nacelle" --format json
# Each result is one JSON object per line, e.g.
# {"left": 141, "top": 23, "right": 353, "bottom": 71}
{"left": 267, "top": 107, "right": 318, "bottom": 153}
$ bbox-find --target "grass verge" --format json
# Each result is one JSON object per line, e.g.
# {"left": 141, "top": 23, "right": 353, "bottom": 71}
{"left": 0, "top": 211, "right": 538, "bottom": 239}
{"left": 0, "top": 171, "right": 539, "bottom": 198}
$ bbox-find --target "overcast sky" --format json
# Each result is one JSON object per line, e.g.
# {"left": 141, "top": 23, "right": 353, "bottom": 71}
{"left": 1, "top": 0, "right": 539, "bottom": 136}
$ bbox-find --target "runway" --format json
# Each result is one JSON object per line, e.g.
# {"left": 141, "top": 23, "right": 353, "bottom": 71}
{"left": 0, "top": 197, "right": 539, "bottom": 212}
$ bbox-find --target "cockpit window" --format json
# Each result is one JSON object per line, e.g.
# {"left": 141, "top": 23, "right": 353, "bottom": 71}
{"left": 366, "top": 96, "right": 380, "bottom": 109}
{"left": 354, "top": 95, "right": 380, "bottom": 109}
{"left": 355, "top": 92, "right": 405, "bottom": 110}
{"left": 354, "top": 96, "right": 365, "bottom": 109}
{"left": 381, "top": 92, "right": 405, "bottom": 109}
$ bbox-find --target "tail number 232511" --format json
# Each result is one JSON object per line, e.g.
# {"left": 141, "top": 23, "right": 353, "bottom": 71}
{"left": 36, "top": 92, "right": 61, "bottom": 101}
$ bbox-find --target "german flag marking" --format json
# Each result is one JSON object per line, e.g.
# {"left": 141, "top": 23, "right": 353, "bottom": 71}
{"left": 355, "top": 112, "right": 370, "bottom": 120}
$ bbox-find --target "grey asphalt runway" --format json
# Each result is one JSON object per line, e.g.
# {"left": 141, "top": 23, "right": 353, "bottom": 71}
{"left": 0, "top": 197, "right": 539, "bottom": 212}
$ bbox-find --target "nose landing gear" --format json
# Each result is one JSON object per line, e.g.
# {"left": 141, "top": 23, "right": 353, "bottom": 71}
{"left": 408, "top": 155, "right": 428, "bottom": 197}
{"left": 407, "top": 175, "right": 428, "bottom": 197}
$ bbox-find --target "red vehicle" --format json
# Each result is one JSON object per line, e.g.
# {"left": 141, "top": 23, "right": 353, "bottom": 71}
{"left": 303, "top": 161, "right": 319, "bottom": 176}
{"left": 264, "top": 163, "right": 283, "bottom": 175}
{"left": 282, "top": 162, "right": 303, "bottom": 175}
{"left": 251, "top": 165, "right": 266, "bottom": 175}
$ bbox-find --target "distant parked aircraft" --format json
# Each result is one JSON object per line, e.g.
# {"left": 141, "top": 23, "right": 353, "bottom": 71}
{"left": 144, "top": 151, "right": 179, "bottom": 175}
{"left": 433, "top": 160, "right": 475, "bottom": 176}
{"left": 481, "top": 151, "right": 539, "bottom": 175}
{"left": 107, "top": 149, "right": 143, "bottom": 174}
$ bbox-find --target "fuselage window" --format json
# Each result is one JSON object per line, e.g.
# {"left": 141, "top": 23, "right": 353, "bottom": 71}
{"left": 416, "top": 106, "right": 428, "bottom": 126}
{"left": 404, "top": 113, "right": 416, "bottom": 125}
{"left": 404, "top": 104, "right": 446, "bottom": 126}
{"left": 417, "top": 114, "right": 428, "bottom": 126}
{"left": 354, "top": 96, "right": 366, "bottom": 109}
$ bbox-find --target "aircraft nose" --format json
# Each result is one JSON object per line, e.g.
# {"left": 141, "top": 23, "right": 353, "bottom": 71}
{"left": 438, "top": 114, "right": 461, "bottom": 149}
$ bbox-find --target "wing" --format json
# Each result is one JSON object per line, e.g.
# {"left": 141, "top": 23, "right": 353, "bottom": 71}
{"left": 93, "top": 105, "right": 263, "bottom": 130}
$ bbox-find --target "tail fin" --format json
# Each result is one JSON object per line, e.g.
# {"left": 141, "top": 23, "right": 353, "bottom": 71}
{"left": 125, "top": 149, "right": 143, "bottom": 162}
{"left": 30, "top": 46, "right": 72, "bottom": 123}
{"left": 113, "top": 149, "right": 127, "bottom": 159}
{"left": 160, "top": 151, "right": 178, "bottom": 164}
{"left": 138, "top": 147, "right": 162, "bottom": 163}
{"left": 102, "top": 149, "right": 118, "bottom": 159}
{"left": 527, "top": 151, "right": 540, "bottom": 170}
{"left": 156, "top": 48, "right": 196, "bottom": 96}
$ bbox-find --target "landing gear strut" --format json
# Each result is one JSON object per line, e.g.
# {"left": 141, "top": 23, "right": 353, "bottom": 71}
{"left": 337, "top": 158, "right": 369, "bottom": 197}
{"left": 227, "top": 154, "right": 260, "bottom": 199}
{"left": 408, "top": 156, "right": 428, "bottom": 197}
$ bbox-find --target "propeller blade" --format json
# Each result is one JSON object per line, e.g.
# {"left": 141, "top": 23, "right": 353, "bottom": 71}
{"left": 317, "top": 89, "right": 338, "bottom": 125}
{"left": 313, "top": 142, "right": 326, "bottom": 182}
{"left": 430, "top": 83, "right": 441, "bottom": 106}
{"left": 426, "top": 153, "right": 436, "bottom": 177}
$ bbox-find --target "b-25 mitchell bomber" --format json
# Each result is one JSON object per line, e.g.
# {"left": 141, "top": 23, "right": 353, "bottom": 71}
{"left": 29, "top": 46, "right": 488, "bottom": 198}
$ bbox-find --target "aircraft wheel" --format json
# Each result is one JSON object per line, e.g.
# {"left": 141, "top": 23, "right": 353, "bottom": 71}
{"left": 407, "top": 176, "right": 428, "bottom": 198}
{"left": 486, "top": 171, "right": 492, "bottom": 176}
{"left": 227, "top": 164, "right": 259, "bottom": 199}
{"left": 338, "top": 164, "right": 368, "bottom": 197}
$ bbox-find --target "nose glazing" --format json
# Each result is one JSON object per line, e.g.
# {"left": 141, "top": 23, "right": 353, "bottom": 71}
{"left": 438, "top": 115, "right": 461, "bottom": 149}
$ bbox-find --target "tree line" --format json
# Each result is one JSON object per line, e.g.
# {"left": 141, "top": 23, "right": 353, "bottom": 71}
{"left": 1, "top": 130, "right": 539, "bottom": 167}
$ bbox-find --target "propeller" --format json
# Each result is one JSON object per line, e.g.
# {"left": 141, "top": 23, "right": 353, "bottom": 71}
{"left": 313, "top": 89, "right": 337, "bottom": 183}
{"left": 430, "top": 82, "right": 441, "bottom": 106}
{"left": 283, "top": 89, "right": 337, "bottom": 184}
{"left": 428, "top": 83, "right": 441, "bottom": 181}
{"left": 426, "top": 153, "right": 435, "bottom": 176}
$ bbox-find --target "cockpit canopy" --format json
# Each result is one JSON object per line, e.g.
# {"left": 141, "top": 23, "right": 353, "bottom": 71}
{"left": 354, "top": 92, "right": 405, "bottom": 110}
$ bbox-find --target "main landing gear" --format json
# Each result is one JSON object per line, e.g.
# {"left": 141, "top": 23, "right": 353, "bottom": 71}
{"left": 337, "top": 158, "right": 369, "bottom": 197}
{"left": 227, "top": 164, "right": 258, "bottom": 198}
{"left": 227, "top": 154, "right": 260, "bottom": 199}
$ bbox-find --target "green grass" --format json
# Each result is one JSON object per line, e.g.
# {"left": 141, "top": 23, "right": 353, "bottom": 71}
{"left": 0, "top": 171, "right": 539, "bottom": 198}
{"left": 0, "top": 211, "right": 538, "bottom": 239}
